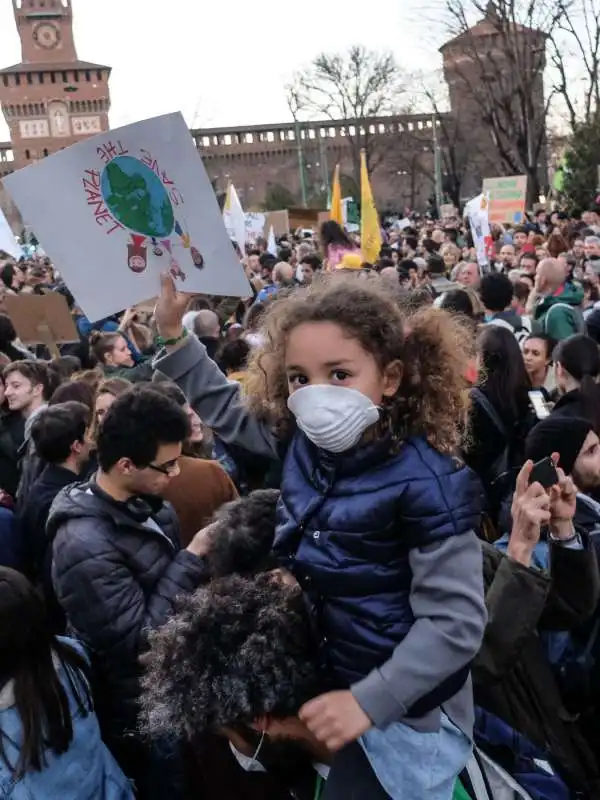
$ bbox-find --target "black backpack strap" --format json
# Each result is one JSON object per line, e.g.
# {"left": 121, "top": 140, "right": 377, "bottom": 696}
{"left": 470, "top": 388, "right": 509, "bottom": 439}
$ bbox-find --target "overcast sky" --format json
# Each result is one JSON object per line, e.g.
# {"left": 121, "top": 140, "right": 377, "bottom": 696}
{"left": 0, "top": 0, "right": 444, "bottom": 140}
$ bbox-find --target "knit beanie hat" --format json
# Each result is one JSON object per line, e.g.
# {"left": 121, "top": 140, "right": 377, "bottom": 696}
{"left": 524, "top": 416, "right": 593, "bottom": 475}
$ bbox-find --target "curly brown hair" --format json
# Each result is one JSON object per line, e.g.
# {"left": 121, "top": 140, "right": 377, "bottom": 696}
{"left": 245, "top": 275, "right": 472, "bottom": 453}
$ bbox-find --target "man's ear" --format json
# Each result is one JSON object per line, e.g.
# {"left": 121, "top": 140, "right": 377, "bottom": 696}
{"left": 116, "top": 457, "right": 134, "bottom": 476}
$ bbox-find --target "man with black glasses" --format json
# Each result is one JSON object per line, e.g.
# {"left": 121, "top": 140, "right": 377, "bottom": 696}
{"left": 48, "top": 385, "right": 210, "bottom": 799}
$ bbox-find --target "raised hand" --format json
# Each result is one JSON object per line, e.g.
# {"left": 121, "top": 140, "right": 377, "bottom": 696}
{"left": 509, "top": 460, "right": 551, "bottom": 566}
{"left": 154, "top": 273, "right": 190, "bottom": 341}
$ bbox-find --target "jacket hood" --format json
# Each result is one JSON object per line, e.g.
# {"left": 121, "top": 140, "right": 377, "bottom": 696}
{"left": 538, "top": 282, "right": 584, "bottom": 311}
{"left": 24, "top": 403, "right": 48, "bottom": 442}
{"left": 487, "top": 310, "right": 524, "bottom": 331}
{"left": 46, "top": 480, "right": 166, "bottom": 543}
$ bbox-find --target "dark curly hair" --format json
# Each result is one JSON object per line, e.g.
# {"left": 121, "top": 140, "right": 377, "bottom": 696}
{"left": 245, "top": 274, "right": 472, "bottom": 453}
{"left": 205, "top": 489, "right": 280, "bottom": 578}
{"left": 140, "top": 574, "right": 319, "bottom": 739}
{"left": 97, "top": 384, "right": 190, "bottom": 471}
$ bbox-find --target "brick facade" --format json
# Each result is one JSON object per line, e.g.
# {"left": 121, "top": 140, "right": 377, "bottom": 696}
{"left": 0, "top": 0, "right": 111, "bottom": 172}
{"left": 440, "top": 5, "right": 547, "bottom": 199}
{"left": 191, "top": 115, "right": 439, "bottom": 213}
{"left": 0, "top": 1, "right": 546, "bottom": 230}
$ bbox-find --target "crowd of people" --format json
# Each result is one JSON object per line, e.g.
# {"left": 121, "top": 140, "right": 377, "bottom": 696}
{"left": 2, "top": 206, "right": 600, "bottom": 799}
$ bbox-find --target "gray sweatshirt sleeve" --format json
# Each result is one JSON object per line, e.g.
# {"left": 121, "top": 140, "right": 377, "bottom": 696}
{"left": 154, "top": 336, "right": 279, "bottom": 460}
{"left": 351, "top": 531, "right": 486, "bottom": 728}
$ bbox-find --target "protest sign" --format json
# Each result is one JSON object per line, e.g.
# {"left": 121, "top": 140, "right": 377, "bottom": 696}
{"left": 3, "top": 112, "right": 251, "bottom": 323}
{"left": 0, "top": 206, "right": 21, "bottom": 260}
{"left": 4, "top": 292, "right": 78, "bottom": 358}
{"left": 482, "top": 175, "right": 527, "bottom": 225}
{"left": 245, "top": 212, "right": 266, "bottom": 240}
{"left": 464, "top": 193, "right": 493, "bottom": 268}
{"left": 317, "top": 211, "right": 330, "bottom": 230}
{"left": 264, "top": 210, "right": 289, "bottom": 237}
{"left": 288, "top": 207, "right": 321, "bottom": 231}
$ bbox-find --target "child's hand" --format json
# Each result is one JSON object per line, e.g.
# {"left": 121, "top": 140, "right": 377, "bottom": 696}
{"left": 155, "top": 273, "right": 190, "bottom": 341}
{"left": 299, "top": 690, "right": 372, "bottom": 752}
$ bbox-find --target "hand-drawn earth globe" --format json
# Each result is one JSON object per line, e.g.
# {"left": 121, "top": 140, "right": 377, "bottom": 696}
{"left": 101, "top": 155, "right": 175, "bottom": 239}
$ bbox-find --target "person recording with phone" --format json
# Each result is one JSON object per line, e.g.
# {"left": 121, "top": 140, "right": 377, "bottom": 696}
{"left": 517, "top": 417, "right": 600, "bottom": 558}
{"left": 474, "top": 444, "right": 600, "bottom": 797}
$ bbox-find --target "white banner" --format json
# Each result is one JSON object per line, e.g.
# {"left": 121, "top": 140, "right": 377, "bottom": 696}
{"left": 464, "top": 193, "right": 492, "bottom": 268}
{"left": 0, "top": 207, "right": 22, "bottom": 260}
{"left": 4, "top": 112, "right": 251, "bottom": 322}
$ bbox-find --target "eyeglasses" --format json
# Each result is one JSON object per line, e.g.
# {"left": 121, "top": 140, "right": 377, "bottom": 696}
{"left": 146, "top": 458, "right": 180, "bottom": 476}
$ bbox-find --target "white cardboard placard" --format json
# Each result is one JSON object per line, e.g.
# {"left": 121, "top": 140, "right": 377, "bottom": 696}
{"left": 3, "top": 112, "right": 251, "bottom": 322}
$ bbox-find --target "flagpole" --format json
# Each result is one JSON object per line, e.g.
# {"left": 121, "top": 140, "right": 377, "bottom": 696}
{"left": 432, "top": 113, "right": 443, "bottom": 213}
{"left": 294, "top": 119, "right": 308, "bottom": 208}
{"left": 319, "top": 134, "right": 330, "bottom": 200}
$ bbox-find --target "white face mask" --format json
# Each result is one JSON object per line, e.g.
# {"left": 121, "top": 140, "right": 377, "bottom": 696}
{"left": 287, "top": 384, "right": 380, "bottom": 454}
{"left": 228, "top": 731, "right": 266, "bottom": 773}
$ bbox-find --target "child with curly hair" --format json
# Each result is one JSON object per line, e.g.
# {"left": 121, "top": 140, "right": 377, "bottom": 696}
{"left": 154, "top": 274, "right": 486, "bottom": 800}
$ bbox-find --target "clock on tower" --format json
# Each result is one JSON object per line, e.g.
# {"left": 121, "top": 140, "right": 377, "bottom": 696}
{"left": 0, "top": 0, "right": 111, "bottom": 170}
{"left": 15, "top": 0, "right": 77, "bottom": 64}
{"left": 33, "top": 22, "right": 62, "bottom": 51}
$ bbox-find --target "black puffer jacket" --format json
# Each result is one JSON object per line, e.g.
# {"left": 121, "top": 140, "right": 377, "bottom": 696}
{"left": 48, "top": 479, "right": 208, "bottom": 741}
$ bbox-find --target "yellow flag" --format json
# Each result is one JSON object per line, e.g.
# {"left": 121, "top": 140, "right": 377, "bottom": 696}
{"left": 360, "top": 150, "right": 381, "bottom": 263}
{"left": 329, "top": 164, "right": 343, "bottom": 225}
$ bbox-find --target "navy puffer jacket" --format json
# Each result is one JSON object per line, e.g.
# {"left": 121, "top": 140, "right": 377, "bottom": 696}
{"left": 48, "top": 480, "right": 208, "bottom": 742}
{"left": 274, "top": 433, "right": 484, "bottom": 690}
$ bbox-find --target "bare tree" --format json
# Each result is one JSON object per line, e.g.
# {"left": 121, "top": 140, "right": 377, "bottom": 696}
{"left": 398, "top": 72, "right": 471, "bottom": 206}
{"left": 288, "top": 46, "right": 406, "bottom": 186}
{"left": 442, "top": 0, "right": 571, "bottom": 202}
{"left": 549, "top": 0, "right": 600, "bottom": 129}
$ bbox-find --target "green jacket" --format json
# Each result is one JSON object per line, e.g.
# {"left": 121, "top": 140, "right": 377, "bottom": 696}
{"left": 534, "top": 282, "right": 585, "bottom": 341}
{"left": 103, "top": 359, "right": 154, "bottom": 384}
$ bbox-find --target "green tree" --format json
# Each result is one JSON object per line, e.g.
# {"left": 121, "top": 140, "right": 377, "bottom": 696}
{"left": 262, "top": 183, "right": 298, "bottom": 211}
{"left": 340, "top": 173, "right": 360, "bottom": 199}
{"left": 562, "top": 117, "right": 600, "bottom": 211}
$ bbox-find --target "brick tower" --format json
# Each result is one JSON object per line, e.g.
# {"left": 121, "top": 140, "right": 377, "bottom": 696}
{"left": 440, "top": 1, "right": 546, "bottom": 200}
{"left": 0, "top": 0, "right": 111, "bottom": 170}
